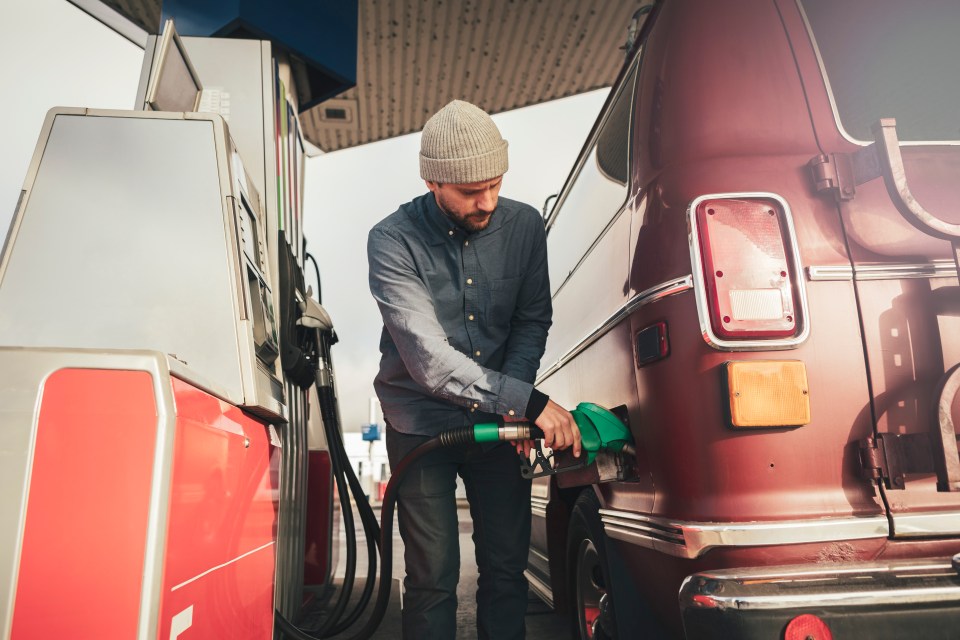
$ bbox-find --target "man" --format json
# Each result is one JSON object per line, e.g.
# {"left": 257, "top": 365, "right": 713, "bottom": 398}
{"left": 367, "top": 99, "right": 580, "bottom": 639}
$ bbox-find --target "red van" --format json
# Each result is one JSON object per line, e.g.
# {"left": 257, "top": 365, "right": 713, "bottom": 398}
{"left": 529, "top": 0, "right": 960, "bottom": 637}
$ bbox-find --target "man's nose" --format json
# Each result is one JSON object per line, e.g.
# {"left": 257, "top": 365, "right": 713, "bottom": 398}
{"left": 477, "top": 190, "right": 497, "bottom": 212}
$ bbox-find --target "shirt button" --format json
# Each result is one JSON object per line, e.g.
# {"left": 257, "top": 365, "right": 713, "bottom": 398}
{"left": 508, "top": 409, "right": 516, "bottom": 416}
{"left": 475, "top": 350, "right": 481, "bottom": 356}
{"left": 464, "top": 240, "right": 469, "bottom": 246}
{"left": 448, "top": 230, "right": 454, "bottom": 236}
{"left": 473, "top": 402, "right": 479, "bottom": 409}
{"left": 468, "top": 314, "right": 475, "bottom": 321}
{"left": 466, "top": 278, "right": 473, "bottom": 285}
{"left": 470, "top": 408, "right": 476, "bottom": 413}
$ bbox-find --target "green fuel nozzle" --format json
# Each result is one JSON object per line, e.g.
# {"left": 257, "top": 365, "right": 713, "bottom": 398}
{"left": 472, "top": 402, "right": 635, "bottom": 465}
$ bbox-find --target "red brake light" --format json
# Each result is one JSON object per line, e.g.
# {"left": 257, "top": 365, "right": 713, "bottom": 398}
{"left": 695, "top": 197, "right": 801, "bottom": 340}
{"left": 784, "top": 613, "right": 832, "bottom": 640}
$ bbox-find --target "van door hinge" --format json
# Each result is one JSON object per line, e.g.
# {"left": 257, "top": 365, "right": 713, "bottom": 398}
{"left": 859, "top": 437, "right": 885, "bottom": 482}
{"left": 808, "top": 146, "right": 883, "bottom": 202}
{"left": 859, "top": 433, "right": 938, "bottom": 490}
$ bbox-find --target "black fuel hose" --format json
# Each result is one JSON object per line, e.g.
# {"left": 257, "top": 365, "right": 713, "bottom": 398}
{"left": 309, "top": 340, "right": 381, "bottom": 636}
{"left": 316, "top": 383, "right": 381, "bottom": 635}
{"left": 275, "top": 343, "right": 380, "bottom": 638}
{"left": 277, "top": 422, "right": 546, "bottom": 640}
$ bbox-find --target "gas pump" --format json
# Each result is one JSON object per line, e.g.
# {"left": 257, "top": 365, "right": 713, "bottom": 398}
{"left": 0, "top": 8, "right": 362, "bottom": 638}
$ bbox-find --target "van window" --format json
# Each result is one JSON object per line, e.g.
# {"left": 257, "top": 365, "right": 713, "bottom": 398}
{"left": 547, "top": 63, "right": 638, "bottom": 295}
{"left": 800, "top": 0, "right": 960, "bottom": 142}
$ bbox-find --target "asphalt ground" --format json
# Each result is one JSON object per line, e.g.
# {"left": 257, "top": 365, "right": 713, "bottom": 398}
{"left": 296, "top": 503, "right": 569, "bottom": 639}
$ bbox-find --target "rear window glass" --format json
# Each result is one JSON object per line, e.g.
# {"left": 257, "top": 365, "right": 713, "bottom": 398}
{"left": 800, "top": 0, "right": 960, "bottom": 142}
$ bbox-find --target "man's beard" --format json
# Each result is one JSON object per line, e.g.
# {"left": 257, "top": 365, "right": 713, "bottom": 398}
{"left": 436, "top": 194, "right": 493, "bottom": 233}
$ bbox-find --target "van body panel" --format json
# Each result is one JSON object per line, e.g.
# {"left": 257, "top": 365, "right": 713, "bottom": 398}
{"left": 788, "top": 0, "right": 960, "bottom": 530}
{"left": 531, "top": 0, "right": 960, "bottom": 635}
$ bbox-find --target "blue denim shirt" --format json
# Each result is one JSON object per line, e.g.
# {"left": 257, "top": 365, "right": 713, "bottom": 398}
{"left": 368, "top": 192, "right": 552, "bottom": 436}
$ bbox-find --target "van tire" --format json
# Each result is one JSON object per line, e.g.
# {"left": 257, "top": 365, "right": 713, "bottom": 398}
{"left": 568, "top": 489, "right": 617, "bottom": 640}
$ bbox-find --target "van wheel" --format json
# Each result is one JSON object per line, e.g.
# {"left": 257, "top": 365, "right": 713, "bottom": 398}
{"left": 569, "top": 489, "right": 616, "bottom": 640}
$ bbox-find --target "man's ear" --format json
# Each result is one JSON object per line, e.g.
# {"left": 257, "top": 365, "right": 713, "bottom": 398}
{"left": 425, "top": 180, "right": 442, "bottom": 194}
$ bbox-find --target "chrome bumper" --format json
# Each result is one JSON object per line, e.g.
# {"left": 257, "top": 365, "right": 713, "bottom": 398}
{"left": 679, "top": 558, "right": 960, "bottom": 639}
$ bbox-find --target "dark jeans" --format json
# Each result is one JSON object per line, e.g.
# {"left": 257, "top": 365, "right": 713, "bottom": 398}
{"left": 386, "top": 427, "right": 532, "bottom": 640}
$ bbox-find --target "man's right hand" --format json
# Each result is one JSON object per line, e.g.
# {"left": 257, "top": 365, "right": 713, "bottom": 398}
{"left": 534, "top": 400, "right": 581, "bottom": 458}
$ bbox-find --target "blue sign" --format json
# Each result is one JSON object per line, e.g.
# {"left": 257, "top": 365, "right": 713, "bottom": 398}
{"left": 361, "top": 423, "right": 381, "bottom": 442}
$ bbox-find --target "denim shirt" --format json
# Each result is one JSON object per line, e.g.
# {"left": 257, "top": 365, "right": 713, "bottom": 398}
{"left": 368, "top": 192, "right": 552, "bottom": 436}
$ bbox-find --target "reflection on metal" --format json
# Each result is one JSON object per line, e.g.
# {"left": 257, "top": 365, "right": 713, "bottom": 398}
{"left": 680, "top": 559, "right": 960, "bottom": 611}
{"left": 872, "top": 119, "right": 960, "bottom": 240}
{"left": 276, "top": 384, "right": 309, "bottom": 617}
{"left": 536, "top": 276, "right": 693, "bottom": 385}
{"left": 530, "top": 496, "right": 549, "bottom": 519}
{"left": 807, "top": 261, "right": 959, "bottom": 281}
{"left": 687, "top": 192, "right": 811, "bottom": 352}
{"left": 599, "top": 508, "right": 889, "bottom": 559}
{"left": 894, "top": 510, "right": 960, "bottom": 537}
{"left": 933, "top": 365, "right": 960, "bottom": 492}
{"left": 525, "top": 566, "right": 554, "bottom": 608}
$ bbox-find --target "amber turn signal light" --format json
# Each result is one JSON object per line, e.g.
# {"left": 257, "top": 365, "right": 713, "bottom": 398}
{"left": 725, "top": 360, "right": 810, "bottom": 428}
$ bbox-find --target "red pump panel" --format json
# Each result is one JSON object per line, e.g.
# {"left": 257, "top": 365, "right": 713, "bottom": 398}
{"left": 12, "top": 368, "right": 158, "bottom": 639}
{"left": 156, "top": 377, "right": 279, "bottom": 640}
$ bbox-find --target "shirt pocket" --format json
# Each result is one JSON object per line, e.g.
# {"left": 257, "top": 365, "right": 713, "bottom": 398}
{"left": 482, "top": 275, "right": 523, "bottom": 326}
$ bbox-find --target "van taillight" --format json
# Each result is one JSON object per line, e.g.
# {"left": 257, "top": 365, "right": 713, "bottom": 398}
{"left": 784, "top": 614, "right": 832, "bottom": 640}
{"left": 694, "top": 197, "right": 801, "bottom": 340}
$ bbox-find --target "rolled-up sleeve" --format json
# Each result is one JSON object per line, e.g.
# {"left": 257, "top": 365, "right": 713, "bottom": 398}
{"left": 368, "top": 227, "right": 533, "bottom": 416}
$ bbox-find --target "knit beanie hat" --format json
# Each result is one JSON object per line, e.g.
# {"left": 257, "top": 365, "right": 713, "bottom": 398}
{"left": 420, "top": 100, "right": 509, "bottom": 184}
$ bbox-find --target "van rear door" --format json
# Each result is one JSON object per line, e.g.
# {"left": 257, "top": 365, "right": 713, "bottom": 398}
{"left": 792, "top": 0, "right": 960, "bottom": 536}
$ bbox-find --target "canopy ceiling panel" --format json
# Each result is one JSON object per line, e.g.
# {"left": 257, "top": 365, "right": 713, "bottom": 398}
{"left": 100, "top": 0, "right": 639, "bottom": 151}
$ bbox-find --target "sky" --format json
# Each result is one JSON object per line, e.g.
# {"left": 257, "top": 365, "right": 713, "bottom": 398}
{"left": 1, "top": 0, "right": 608, "bottom": 431}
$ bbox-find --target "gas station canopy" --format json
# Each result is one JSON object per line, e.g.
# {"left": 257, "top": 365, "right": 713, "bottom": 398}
{"left": 96, "top": 0, "right": 640, "bottom": 152}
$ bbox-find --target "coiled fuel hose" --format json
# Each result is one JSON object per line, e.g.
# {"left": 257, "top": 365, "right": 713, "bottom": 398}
{"left": 276, "top": 415, "right": 543, "bottom": 640}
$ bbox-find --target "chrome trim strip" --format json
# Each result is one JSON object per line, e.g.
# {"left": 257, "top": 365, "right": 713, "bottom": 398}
{"left": 600, "top": 508, "right": 889, "bottom": 559}
{"left": 536, "top": 276, "right": 693, "bottom": 384}
{"left": 687, "top": 192, "right": 811, "bottom": 352}
{"left": 807, "top": 265, "right": 852, "bottom": 281}
{"left": 892, "top": 511, "right": 960, "bottom": 537}
{"left": 680, "top": 560, "right": 960, "bottom": 612}
{"left": 795, "top": 0, "right": 960, "bottom": 148}
{"left": 529, "top": 547, "right": 550, "bottom": 565}
{"left": 807, "top": 261, "right": 959, "bottom": 282}
{"left": 524, "top": 569, "right": 554, "bottom": 608}
{"left": 530, "top": 496, "right": 549, "bottom": 519}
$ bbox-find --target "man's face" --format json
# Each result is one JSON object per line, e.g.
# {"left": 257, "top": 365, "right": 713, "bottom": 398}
{"left": 426, "top": 176, "right": 503, "bottom": 233}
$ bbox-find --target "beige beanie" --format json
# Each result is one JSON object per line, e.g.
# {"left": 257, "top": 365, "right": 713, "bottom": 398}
{"left": 420, "top": 100, "right": 509, "bottom": 184}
